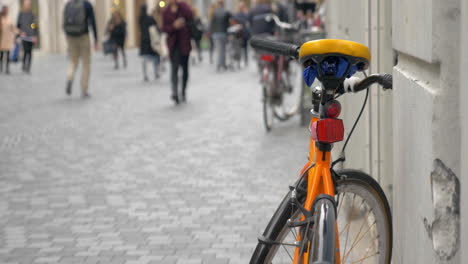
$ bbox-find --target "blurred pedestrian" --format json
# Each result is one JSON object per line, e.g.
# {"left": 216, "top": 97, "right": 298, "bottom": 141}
{"left": 162, "top": 0, "right": 193, "bottom": 104}
{"left": 139, "top": 4, "right": 160, "bottom": 82}
{"left": 153, "top": 4, "right": 168, "bottom": 73}
{"left": 248, "top": 0, "right": 274, "bottom": 36}
{"left": 107, "top": 10, "right": 127, "bottom": 69}
{"left": 191, "top": 8, "right": 204, "bottom": 63}
{"left": 0, "top": 6, "right": 17, "bottom": 75}
{"left": 207, "top": 2, "right": 217, "bottom": 64}
{"left": 17, "top": 0, "right": 38, "bottom": 74}
{"left": 234, "top": 1, "right": 250, "bottom": 67}
{"left": 209, "top": 0, "right": 231, "bottom": 71}
{"left": 63, "top": 0, "right": 98, "bottom": 98}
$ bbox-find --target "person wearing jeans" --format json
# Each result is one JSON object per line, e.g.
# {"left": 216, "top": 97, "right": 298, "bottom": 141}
{"left": 162, "top": 0, "right": 193, "bottom": 104}
{"left": 209, "top": 0, "right": 231, "bottom": 71}
{"left": 139, "top": 4, "right": 160, "bottom": 81}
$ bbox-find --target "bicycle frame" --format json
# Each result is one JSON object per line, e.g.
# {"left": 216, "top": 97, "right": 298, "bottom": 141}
{"left": 293, "top": 95, "right": 341, "bottom": 264}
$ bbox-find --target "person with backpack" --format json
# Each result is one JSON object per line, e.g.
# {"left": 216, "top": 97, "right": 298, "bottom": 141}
{"left": 139, "top": 4, "right": 160, "bottom": 82}
{"left": 209, "top": 0, "right": 231, "bottom": 71}
{"left": 106, "top": 10, "right": 127, "bottom": 70}
{"left": 17, "top": 0, "right": 38, "bottom": 74}
{"left": 63, "top": 0, "right": 98, "bottom": 98}
{"left": 0, "top": 5, "right": 18, "bottom": 75}
{"left": 162, "top": 0, "right": 193, "bottom": 104}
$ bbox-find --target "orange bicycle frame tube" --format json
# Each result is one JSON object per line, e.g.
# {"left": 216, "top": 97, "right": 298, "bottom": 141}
{"left": 292, "top": 115, "right": 341, "bottom": 264}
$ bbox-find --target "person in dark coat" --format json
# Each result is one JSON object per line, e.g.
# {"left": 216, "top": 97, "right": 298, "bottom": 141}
{"left": 162, "top": 0, "right": 193, "bottom": 104}
{"left": 234, "top": 1, "right": 250, "bottom": 67}
{"left": 139, "top": 4, "right": 160, "bottom": 81}
{"left": 107, "top": 10, "right": 127, "bottom": 69}
{"left": 17, "top": 0, "right": 37, "bottom": 73}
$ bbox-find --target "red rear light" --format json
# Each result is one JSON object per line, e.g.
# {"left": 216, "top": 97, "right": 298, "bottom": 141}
{"left": 310, "top": 118, "right": 344, "bottom": 143}
{"left": 260, "top": 54, "right": 274, "bottom": 62}
{"left": 325, "top": 100, "right": 341, "bottom": 118}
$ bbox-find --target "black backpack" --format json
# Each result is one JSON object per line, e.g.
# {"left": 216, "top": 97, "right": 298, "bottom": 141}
{"left": 64, "top": 0, "right": 87, "bottom": 36}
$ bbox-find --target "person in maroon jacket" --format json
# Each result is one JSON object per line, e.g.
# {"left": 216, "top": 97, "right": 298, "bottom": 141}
{"left": 162, "top": 0, "right": 193, "bottom": 104}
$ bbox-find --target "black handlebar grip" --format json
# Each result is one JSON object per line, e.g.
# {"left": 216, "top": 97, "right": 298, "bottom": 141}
{"left": 380, "top": 74, "right": 393, "bottom": 90}
{"left": 354, "top": 74, "right": 393, "bottom": 93}
{"left": 250, "top": 36, "right": 299, "bottom": 59}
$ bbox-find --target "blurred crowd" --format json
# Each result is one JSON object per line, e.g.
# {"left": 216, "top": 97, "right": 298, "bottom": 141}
{"left": 0, "top": 0, "right": 326, "bottom": 104}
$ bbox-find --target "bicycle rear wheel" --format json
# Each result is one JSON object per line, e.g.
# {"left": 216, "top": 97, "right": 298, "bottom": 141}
{"left": 262, "top": 64, "right": 275, "bottom": 132}
{"left": 250, "top": 169, "right": 392, "bottom": 264}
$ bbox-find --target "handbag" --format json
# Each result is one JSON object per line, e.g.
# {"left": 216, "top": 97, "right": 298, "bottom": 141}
{"left": 102, "top": 38, "right": 116, "bottom": 55}
{"left": 149, "top": 25, "right": 163, "bottom": 55}
{"left": 10, "top": 37, "right": 21, "bottom": 63}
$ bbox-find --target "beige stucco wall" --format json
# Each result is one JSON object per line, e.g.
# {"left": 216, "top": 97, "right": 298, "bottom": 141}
{"left": 326, "top": 0, "right": 394, "bottom": 199}
{"left": 327, "top": 0, "right": 463, "bottom": 262}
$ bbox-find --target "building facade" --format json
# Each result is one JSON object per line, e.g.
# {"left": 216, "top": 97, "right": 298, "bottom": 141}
{"left": 0, "top": 0, "right": 211, "bottom": 54}
{"left": 327, "top": 0, "right": 465, "bottom": 263}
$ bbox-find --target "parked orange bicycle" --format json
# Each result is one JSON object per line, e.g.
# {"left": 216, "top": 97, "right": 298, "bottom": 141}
{"left": 250, "top": 37, "right": 393, "bottom": 264}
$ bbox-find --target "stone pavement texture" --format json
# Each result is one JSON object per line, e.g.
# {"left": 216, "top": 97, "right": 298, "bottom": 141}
{"left": 0, "top": 50, "right": 309, "bottom": 263}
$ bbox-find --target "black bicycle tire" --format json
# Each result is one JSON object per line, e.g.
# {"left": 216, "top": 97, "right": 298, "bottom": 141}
{"left": 249, "top": 169, "right": 392, "bottom": 264}
{"left": 250, "top": 171, "right": 308, "bottom": 264}
{"left": 263, "top": 85, "right": 274, "bottom": 132}
{"left": 299, "top": 82, "right": 310, "bottom": 127}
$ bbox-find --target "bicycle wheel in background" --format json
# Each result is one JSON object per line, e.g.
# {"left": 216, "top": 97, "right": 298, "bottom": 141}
{"left": 262, "top": 64, "right": 275, "bottom": 132}
{"left": 250, "top": 169, "right": 392, "bottom": 264}
{"left": 271, "top": 60, "right": 302, "bottom": 122}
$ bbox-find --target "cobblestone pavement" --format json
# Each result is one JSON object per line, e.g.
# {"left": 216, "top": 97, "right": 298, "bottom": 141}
{"left": 0, "top": 50, "right": 310, "bottom": 264}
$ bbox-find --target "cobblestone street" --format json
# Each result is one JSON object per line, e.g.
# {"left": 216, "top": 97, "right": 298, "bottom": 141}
{"left": 0, "top": 51, "right": 309, "bottom": 264}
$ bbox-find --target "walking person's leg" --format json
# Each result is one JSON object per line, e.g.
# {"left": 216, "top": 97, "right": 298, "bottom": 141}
{"left": 243, "top": 44, "right": 249, "bottom": 67}
{"left": 27, "top": 42, "right": 33, "bottom": 72}
{"left": 0, "top": 51, "right": 4, "bottom": 73}
{"left": 113, "top": 45, "right": 119, "bottom": 69}
{"left": 180, "top": 54, "right": 189, "bottom": 102}
{"left": 80, "top": 35, "right": 92, "bottom": 97}
{"left": 196, "top": 39, "right": 202, "bottom": 62}
{"left": 121, "top": 45, "right": 127, "bottom": 69}
{"left": 23, "top": 41, "right": 33, "bottom": 73}
{"left": 209, "top": 36, "right": 214, "bottom": 64}
{"left": 220, "top": 34, "right": 227, "bottom": 69}
{"left": 170, "top": 50, "right": 181, "bottom": 104}
{"left": 5, "top": 51, "right": 10, "bottom": 74}
{"left": 142, "top": 55, "right": 149, "bottom": 81}
{"left": 66, "top": 37, "right": 80, "bottom": 95}
{"left": 153, "top": 55, "right": 160, "bottom": 79}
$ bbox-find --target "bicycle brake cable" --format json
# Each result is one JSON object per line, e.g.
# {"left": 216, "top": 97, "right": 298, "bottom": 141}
{"left": 332, "top": 72, "right": 370, "bottom": 168}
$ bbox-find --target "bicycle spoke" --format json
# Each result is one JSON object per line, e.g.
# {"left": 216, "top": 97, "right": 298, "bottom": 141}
{"left": 337, "top": 192, "right": 345, "bottom": 216}
{"left": 347, "top": 251, "right": 379, "bottom": 264}
{"left": 341, "top": 193, "right": 356, "bottom": 263}
{"left": 281, "top": 244, "right": 294, "bottom": 261}
{"left": 339, "top": 196, "right": 365, "bottom": 236}
{"left": 343, "top": 207, "right": 373, "bottom": 263}
{"left": 343, "top": 221, "right": 377, "bottom": 262}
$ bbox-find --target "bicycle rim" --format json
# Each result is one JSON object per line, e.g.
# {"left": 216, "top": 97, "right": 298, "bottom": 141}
{"left": 272, "top": 62, "right": 302, "bottom": 120}
{"left": 263, "top": 85, "right": 274, "bottom": 132}
{"left": 250, "top": 169, "right": 392, "bottom": 264}
{"left": 335, "top": 170, "right": 392, "bottom": 264}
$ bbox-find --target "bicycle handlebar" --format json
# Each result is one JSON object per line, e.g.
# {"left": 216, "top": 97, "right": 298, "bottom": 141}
{"left": 353, "top": 74, "right": 393, "bottom": 92}
{"left": 250, "top": 36, "right": 299, "bottom": 59}
{"left": 265, "top": 14, "right": 297, "bottom": 30}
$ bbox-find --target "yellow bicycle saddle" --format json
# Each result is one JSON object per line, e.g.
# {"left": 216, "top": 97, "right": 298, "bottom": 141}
{"left": 299, "top": 39, "right": 371, "bottom": 70}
